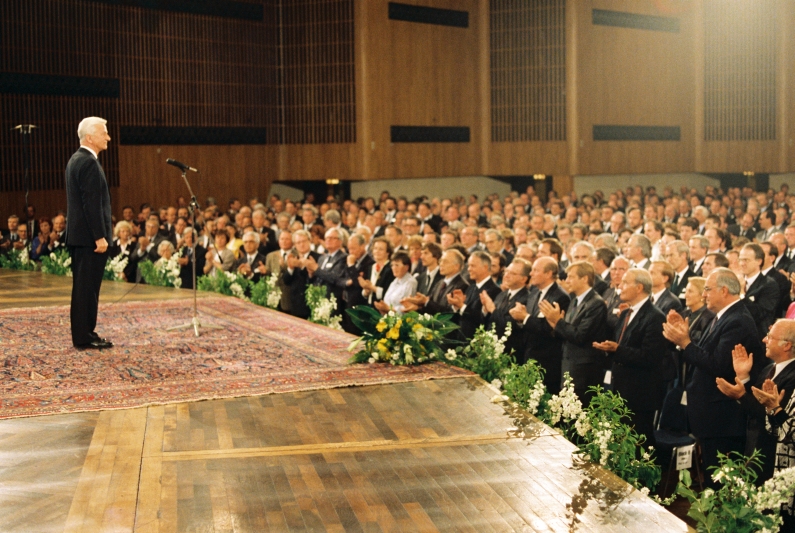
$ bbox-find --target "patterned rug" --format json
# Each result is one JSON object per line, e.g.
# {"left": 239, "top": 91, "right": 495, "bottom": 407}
{"left": 0, "top": 296, "right": 471, "bottom": 419}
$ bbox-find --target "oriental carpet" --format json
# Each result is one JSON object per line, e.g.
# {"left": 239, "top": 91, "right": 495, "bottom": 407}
{"left": 0, "top": 296, "right": 470, "bottom": 419}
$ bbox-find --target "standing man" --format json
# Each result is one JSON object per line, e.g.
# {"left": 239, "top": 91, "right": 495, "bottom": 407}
{"left": 65, "top": 117, "right": 113, "bottom": 349}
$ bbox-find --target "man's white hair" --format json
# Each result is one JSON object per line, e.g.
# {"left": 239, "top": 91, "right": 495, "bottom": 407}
{"left": 77, "top": 117, "right": 107, "bottom": 141}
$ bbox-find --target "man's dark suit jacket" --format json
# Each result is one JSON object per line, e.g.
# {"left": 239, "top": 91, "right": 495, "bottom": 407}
{"left": 553, "top": 288, "right": 608, "bottom": 402}
{"left": 682, "top": 301, "right": 765, "bottom": 441}
{"left": 519, "top": 283, "right": 570, "bottom": 394}
{"left": 65, "top": 147, "right": 112, "bottom": 247}
{"left": 689, "top": 259, "right": 704, "bottom": 277}
{"left": 764, "top": 268, "right": 791, "bottom": 319}
{"left": 653, "top": 288, "right": 684, "bottom": 317}
{"left": 280, "top": 251, "right": 319, "bottom": 318}
{"left": 416, "top": 267, "right": 443, "bottom": 297}
{"left": 609, "top": 299, "right": 668, "bottom": 415}
{"left": 593, "top": 275, "right": 609, "bottom": 297}
{"left": 456, "top": 278, "right": 501, "bottom": 341}
{"left": 256, "top": 227, "right": 279, "bottom": 257}
{"left": 484, "top": 287, "right": 529, "bottom": 359}
{"left": 233, "top": 251, "right": 268, "bottom": 284}
{"left": 178, "top": 244, "right": 206, "bottom": 290}
{"left": 744, "top": 274, "right": 779, "bottom": 338}
{"left": 671, "top": 268, "right": 694, "bottom": 304}
{"left": 423, "top": 273, "right": 468, "bottom": 315}
{"left": 344, "top": 254, "right": 375, "bottom": 309}
{"left": 312, "top": 250, "right": 349, "bottom": 310}
{"left": 602, "top": 287, "right": 622, "bottom": 330}
{"left": 741, "top": 360, "right": 795, "bottom": 482}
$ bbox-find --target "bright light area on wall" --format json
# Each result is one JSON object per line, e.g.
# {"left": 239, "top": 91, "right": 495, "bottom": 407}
{"left": 326, "top": 179, "right": 340, "bottom": 185}
{"left": 743, "top": 171, "right": 755, "bottom": 177}
{"left": 533, "top": 174, "right": 546, "bottom": 181}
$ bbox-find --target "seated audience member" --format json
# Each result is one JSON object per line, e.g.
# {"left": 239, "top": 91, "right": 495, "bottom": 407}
{"left": 178, "top": 228, "right": 205, "bottom": 290}
{"left": 264, "top": 230, "right": 293, "bottom": 277}
{"left": 11, "top": 224, "right": 28, "bottom": 251}
{"left": 663, "top": 268, "right": 766, "bottom": 484}
{"left": 29, "top": 217, "right": 52, "bottom": 261}
{"left": 234, "top": 231, "right": 268, "bottom": 283}
{"left": 155, "top": 241, "right": 175, "bottom": 263}
{"left": 108, "top": 221, "right": 136, "bottom": 281}
{"left": 203, "top": 231, "right": 236, "bottom": 276}
{"left": 448, "top": 251, "right": 501, "bottom": 341}
{"left": 401, "top": 249, "right": 468, "bottom": 315}
{"left": 134, "top": 218, "right": 168, "bottom": 264}
{"left": 593, "top": 268, "right": 667, "bottom": 445}
{"left": 359, "top": 236, "right": 395, "bottom": 305}
{"left": 306, "top": 227, "right": 349, "bottom": 310}
{"left": 374, "top": 251, "right": 417, "bottom": 315}
{"left": 717, "top": 319, "right": 795, "bottom": 484}
{"left": 415, "top": 242, "right": 443, "bottom": 297}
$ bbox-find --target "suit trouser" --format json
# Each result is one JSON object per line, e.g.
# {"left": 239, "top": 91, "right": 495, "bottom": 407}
{"left": 70, "top": 246, "right": 107, "bottom": 345}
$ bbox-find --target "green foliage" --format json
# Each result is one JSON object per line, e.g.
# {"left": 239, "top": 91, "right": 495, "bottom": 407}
{"left": 503, "top": 360, "right": 551, "bottom": 421}
{"left": 249, "top": 273, "right": 281, "bottom": 309}
{"left": 306, "top": 285, "right": 343, "bottom": 329}
{"left": 197, "top": 270, "right": 249, "bottom": 297}
{"left": 446, "top": 323, "right": 515, "bottom": 383}
{"left": 676, "top": 451, "right": 795, "bottom": 533}
{"left": 40, "top": 248, "right": 72, "bottom": 276}
{"left": 0, "top": 248, "right": 35, "bottom": 271}
{"left": 347, "top": 305, "right": 457, "bottom": 364}
{"left": 138, "top": 258, "right": 182, "bottom": 288}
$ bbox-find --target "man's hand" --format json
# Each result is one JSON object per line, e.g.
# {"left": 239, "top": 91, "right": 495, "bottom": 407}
{"left": 374, "top": 300, "right": 389, "bottom": 314}
{"left": 13, "top": 240, "right": 26, "bottom": 250}
{"left": 662, "top": 311, "right": 691, "bottom": 349}
{"left": 593, "top": 340, "right": 618, "bottom": 352}
{"left": 538, "top": 300, "right": 563, "bottom": 328}
{"left": 751, "top": 379, "right": 785, "bottom": 410}
{"left": 94, "top": 237, "right": 108, "bottom": 253}
{"left": 447, "top": 289, "right": 465, "bottom": 310}
{"left": 138, "top": 236, "right": 150, "bottom": 250}
{"left": 286, "top": 254, "right": 301, "bottom": 270}
{"left": 255, "top": 261, "right": 267, "bottom": 275}
{"left": 716, "top": 376, "right": 746, "bottom": 400}
{"left": 731, "top": 344, "right": 754, "bottom": 381}
{"left": 509, "top": 302, "right": 528, "bottom": 322}
{"left": 480, "top": 290, "right": 496, "bottom": 314}
{"left": 238, "top": 263, "right": 252, "bottom": 276}
{"left": 305, "top": 256, "right": 318, "bottom": 275}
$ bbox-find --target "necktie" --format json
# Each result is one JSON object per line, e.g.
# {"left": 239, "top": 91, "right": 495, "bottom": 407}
{"left": 766, "top": 366, "right": 776, "bottom": 380}
{"left": 566, "top": 297, "right": 579, "bottom": 323}
{"left": 431, "top": 279, "right": 448, "bottom": 303}
{"left": 673, "top": 274, "right": 679, "bottom": 292}
{"left": 706, "top": 315, "right": 718, "bottom": 336}
{"left": 618, "top": 308, "right": 633, "bottom": 344}
{"left": 529, "top": 291, "right": 542, "bottom": 317}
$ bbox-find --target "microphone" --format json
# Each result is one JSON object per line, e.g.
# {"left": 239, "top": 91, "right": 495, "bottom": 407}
{"left": 11, "top": 124, "right": 37, "bottom": 132}
{"left": 166, "top": 158, "right": 198, "bottom": 173}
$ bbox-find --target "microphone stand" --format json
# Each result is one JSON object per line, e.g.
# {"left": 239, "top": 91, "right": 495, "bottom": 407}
{"left": 166, "top": 168, "right": 222, "bottom": 336}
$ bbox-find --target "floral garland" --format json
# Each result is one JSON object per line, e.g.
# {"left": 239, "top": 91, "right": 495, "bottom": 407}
{"left": 249, "top": 273, "right": 281, "bottom": 309}
{"left": 0, "top": 248, "right": 35, "bottom": 271}
{"left": 347, "top": 305, "right": 457, "bottom": 364}
{"left": 103, "top": 255, "right": 128, "bottom": 281}
{"left": 197, "top": 270, "right": 249, "bottom": 298}
{"left": 138, "top": 254, "right": 181, "bottom": 288}
{"left": 306, "top": 285, "right": 343, "bottom": 330}
{"left": 445, "top": 323, "right": 514, "bottom": 383}
{"left": 678, "top": 451, "right": 795, "bottom": 532}
{"left": 40, "top": 248, "right": 72, "bottom": 276}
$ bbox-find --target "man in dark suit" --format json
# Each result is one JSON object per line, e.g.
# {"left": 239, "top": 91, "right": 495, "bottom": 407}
{"left": 593, "top": 268, "right": 667, "bottom": 444}
{"left": 761, "top": 241, "right": 791, "bottom": 319}
{"left": 402, "top": 249, "right": 468, "bottom": 316}
{"left": 415, "top": 242, "right": 443, "bottom": 296}
{"left": 280, "top": 231, "right": 320, "bottom": 319}
{"left": 341, "top": 233, "right": 374, "bottom": 333}
{"left": 234, "top": 231, "right": 268, "bottom": 284}
{"left": 481, "top": 258, "right": 531, "bottom": 359}
{"left": 649, "top": 260, "right": 684, "bottom": 316}
{"left": 65, "top": 117, "right": 113, "bottom": 350}
{"left": 306, "top": 227, "right": 349, "bottom": 313}
{"left": 510, "top": 257, "right": 571, "bottom": 394}
{"left": 716, "top": 319, "right": 795, "bottom": 483}
{"left": 740, "top": 243, "right": 779, "bottom": 338}
{"left": 666, "top": 240, "right": 694, "bottom": 305}
{"left": 663, "top": 268, "right": 766, "bottom": 483}
{"left": 448, "top": 251, "right": 501, "bottom": 341}
{"left": 603, "top": 256, "right": 630, "bottom": 330}
{"left": 540, "top": 261, "right": 608, "bottom": 404}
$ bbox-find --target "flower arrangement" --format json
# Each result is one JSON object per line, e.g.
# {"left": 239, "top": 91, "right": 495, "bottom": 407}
{"left": 40, "top": 248, "right": 72, "bottom": 276}
{"left": 139, "top": 254, "right": 182, "bottom": 288}
{"left": 249, "top": 273, "right": 281, "bottom": 309}
{"left": 502, "top": 360, "right": 551, "bottom": 421}
{"left": 103, "top": 255, "right": 128, "bottom": 281}
{"left": 0, "top": 248, "right": 35, "bottom": 271}
{"left": 347, "top": 305, "right": 457, "bottom": 364}
{"left": 677, "top": 451, "right": 795, "bottom": 533}
{"left": 197, "top": 270, "right": 249, "bottom": 298}
{"left": 306, "top": 285, "right": 343, "bottom": 330}
{"left": 446, "top": 323, "right": 515, "bottom": 383}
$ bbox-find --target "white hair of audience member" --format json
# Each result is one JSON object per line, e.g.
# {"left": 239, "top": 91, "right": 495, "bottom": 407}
{"left": 157, "top": 241, "right": 175, "bottom": 256}
{"left": 77, "top": 116, "right": 107, "bottom": 141}
{"left": 243, "top": 230, "right": 260, "bottom": 245}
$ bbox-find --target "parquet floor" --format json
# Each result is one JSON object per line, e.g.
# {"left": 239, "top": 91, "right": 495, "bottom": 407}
{"left": 0, "top": 271, "right": 690, "bottom": 532}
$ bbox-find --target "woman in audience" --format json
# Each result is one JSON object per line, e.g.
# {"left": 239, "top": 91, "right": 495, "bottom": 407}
{"left": 360, "top": 237, "right": 394, "bottom": 305}
{"left": 682, "top": 276, "right": 714, "bottom": 346}
{"left": 203, "top": 230, "right": 235, "bottom": 276}
{"left": 29, "top": 217, "right": 51, "bottom": 261}
{"left": 375, "top": 251, "right": 417, "bottom": 315}
{"left": 108, "top": 221, "right": 136, "bottom": 281}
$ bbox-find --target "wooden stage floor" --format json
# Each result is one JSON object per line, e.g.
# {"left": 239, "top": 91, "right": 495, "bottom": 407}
{"left": 0, "top": 270, "right": 689, "bottom": 532}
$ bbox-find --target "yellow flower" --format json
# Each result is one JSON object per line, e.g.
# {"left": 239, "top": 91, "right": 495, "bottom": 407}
{"left": 376, "top": 320, "right": 387, "bottom": 332}
{"left": 412, "top": 323, "right": 423, "bottom": 331}
{"left": 386, "top": 327, "right": 400, "bottom": 340}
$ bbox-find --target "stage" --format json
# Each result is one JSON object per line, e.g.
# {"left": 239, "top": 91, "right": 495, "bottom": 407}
{"left": 0, "top": 270, "right": 690, "bottom": 532}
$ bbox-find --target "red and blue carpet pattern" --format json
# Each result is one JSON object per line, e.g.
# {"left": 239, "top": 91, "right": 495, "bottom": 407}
{"left": 0, "top": 297, "right": 470, "bottom": 419}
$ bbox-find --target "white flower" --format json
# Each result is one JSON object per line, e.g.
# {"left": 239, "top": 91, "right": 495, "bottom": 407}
{"left": 491, "top": 378, "right": 503, "bottom": 390}
{"left": 368, "top": 357, "right": 375, "bottom": 364}
{"left": 444, "top": 349, "right": 458, "bottom": 361}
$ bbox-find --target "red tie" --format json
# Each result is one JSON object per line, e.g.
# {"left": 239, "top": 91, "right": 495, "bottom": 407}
{"left": 618, "top": 308, "right": 633, "bottom": 344}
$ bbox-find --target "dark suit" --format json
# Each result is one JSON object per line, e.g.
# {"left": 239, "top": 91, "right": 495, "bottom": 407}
{"left": 280, "top": 252, "right": 319, "bottom": 318}
{"left": 740, "top": 361, "right": 795, "bottom": 483}
{"left": 107, "top": 239, "right": 136, "bottom": 282}
{"left": 744, "top": 274, "right": 779, "bottom": 338}
{"left": 653, "top": 288, "right": 684, "bottom": 317}
{"left": 342, "top": 254, "right": 375, "bottom": 334}
{"left": 593, "top": 275, "right": 609, "bottom": 297}
{"left": 519, "top": 283, "right": 570, "bottom": 394}
{"left": 602, "top": 287, "right": 623, "bottom": 330}
{"left": 670, "top": 268, "right": 694, "bottom": 305}
{"left": 178, "top": 244, "right": 206, "bottom": 290}
{"left": 255, "top": 227, "right": 279, "bottom": 257}
{"left": 423, "top": 273, "right": 468, "bottom": 315}
{"left": 312, "top": 250, "right": 349, "bottom": 313}
{"left": 65, "top": 146, "right": 112, "bottom": 346}
{"left": 483, "top": 287, "right": 528, "bottom": 358}
{"left": 609, "top": 299, "right": 668, "bottom": 443}
{"left": 233, "top": 251, "right": 268, "bottom": 284}
{"left": 553, "top": 289, "right": 608, "bottom": 404}
{"left": 764, "top": 267, "right": 791, "bottom": 319}
{"left": 456, "top": 278, "right": 501, "bottom": 341}
{"left": 682, "top": 301, "right": 765, "bottom": 477}
{"left": 416, "top": 267, "right": 443, "bottom": 297}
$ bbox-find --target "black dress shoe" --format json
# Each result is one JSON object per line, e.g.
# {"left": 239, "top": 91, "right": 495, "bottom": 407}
{"left": 75, "top": 339, "right": 114, "bottom": 350}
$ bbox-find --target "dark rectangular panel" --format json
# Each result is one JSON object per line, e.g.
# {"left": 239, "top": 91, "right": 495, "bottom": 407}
{"left": 388, "top": 2, "right": 468, "bottom": 28}
{"left": 593, "top": 125, "right": 680, "bottom": 141}
{"left": 592, "top": 9, "right": 679, "bottom": 33}
{"left": 87, "top": 0, "right": 264, "bottom": 21}
{"left": 120, "top": 127, "right": 267, "bottom": 145}
{"left": 391, "top": 126, "right": 470, "bottom": 143}
{"left": 0, "top": 73, "right": 120, "bottom": 98}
